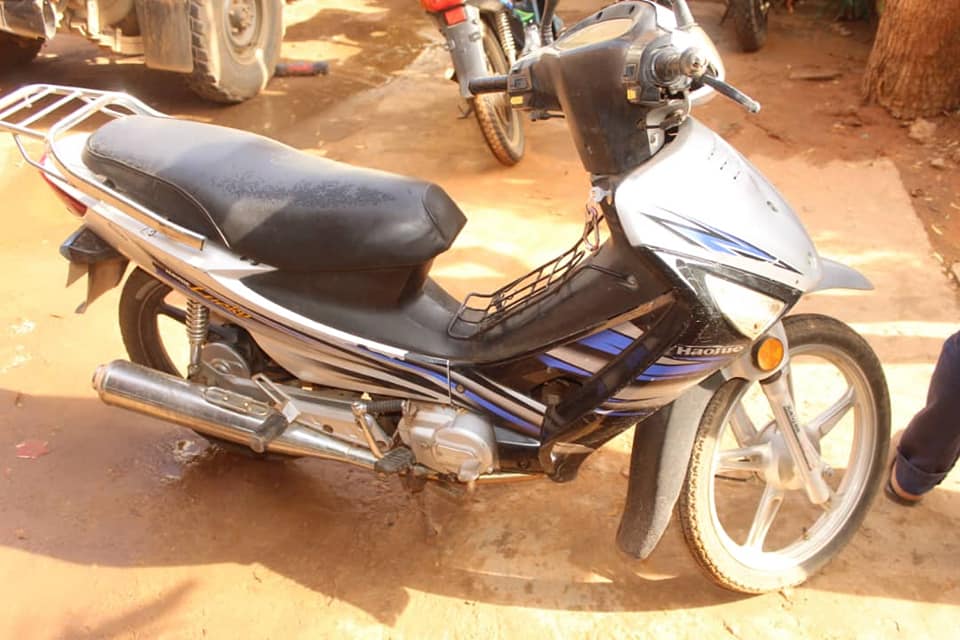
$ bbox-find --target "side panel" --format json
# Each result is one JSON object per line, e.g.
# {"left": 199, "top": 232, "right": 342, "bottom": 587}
{"left": 136, "top": 0, "right": 193, "bottom": 73}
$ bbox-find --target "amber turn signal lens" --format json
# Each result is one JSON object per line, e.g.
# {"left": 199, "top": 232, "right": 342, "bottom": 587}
{"left": 754, "top": 337, "right": 784, "bottom": 372}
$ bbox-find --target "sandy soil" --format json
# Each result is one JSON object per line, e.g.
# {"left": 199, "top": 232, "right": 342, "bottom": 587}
{"left": 0, "top": 1, "right": 958, "bottom": 638}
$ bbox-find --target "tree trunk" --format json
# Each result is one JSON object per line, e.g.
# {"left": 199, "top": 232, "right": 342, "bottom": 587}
{"left": 862, "top": 0, "right": 960, "bottom": 118}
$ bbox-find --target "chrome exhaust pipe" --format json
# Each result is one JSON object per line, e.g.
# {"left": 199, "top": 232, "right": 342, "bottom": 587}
{"left": 93, "top": 360, "right": 377, "bottom": 469}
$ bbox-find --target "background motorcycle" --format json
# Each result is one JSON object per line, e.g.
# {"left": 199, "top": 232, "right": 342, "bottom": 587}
{"left": 0, "top": 0, "right": 889, "bottom": 594}
{"left": 421, "top": 0, "right": 562, "bottom": 165}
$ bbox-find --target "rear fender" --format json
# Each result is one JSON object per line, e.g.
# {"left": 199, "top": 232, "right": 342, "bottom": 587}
{"left": 60, "top": 226, "right": 128, "bottom": 313}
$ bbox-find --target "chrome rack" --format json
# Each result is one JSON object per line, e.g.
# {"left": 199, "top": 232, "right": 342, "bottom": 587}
{"left": 0, "top": 84, "right": 205, "bottom": 250}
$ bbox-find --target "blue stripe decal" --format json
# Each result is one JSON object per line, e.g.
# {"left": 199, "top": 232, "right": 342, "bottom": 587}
{"left": 463, "top": 389, "right": 538, "bottom": 433}
{"left": 539, "top": 355, "right": 592, "bottom": 377}
{"left": 366, "top": 350, "right": 539, "bottom": 433}
{"left": 635, "top": 361, "right": 717, "bottom": 382}
{"left": 578, "top": 329, "right": 634, "bottom": 355}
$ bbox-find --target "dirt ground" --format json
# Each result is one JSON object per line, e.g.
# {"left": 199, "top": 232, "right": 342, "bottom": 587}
{"left": 0, "top": 1, "right": 958, "bottom": 638}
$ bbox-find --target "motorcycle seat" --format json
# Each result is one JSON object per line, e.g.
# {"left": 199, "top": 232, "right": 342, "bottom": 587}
{"left": 81, "top": 116, "right": 466, "bottom": 272}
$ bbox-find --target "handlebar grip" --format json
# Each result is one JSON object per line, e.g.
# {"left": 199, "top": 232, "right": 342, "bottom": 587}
{"left": 701, "top": 74, "right": 761, "bottom": 113}
{"left": 468, "top": 75, "right": 509, "bottom": 95}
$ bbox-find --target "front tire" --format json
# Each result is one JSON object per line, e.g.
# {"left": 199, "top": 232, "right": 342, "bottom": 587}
{"left": 678, "top": 314, "right": 890, "bottom": 593}
{"left": 472, "top": 24, "right": 524, "bottom": 166}
{"left": 185, "top": 0, "right": 283, "bottom": 103}
{"left": 731, "top": 0, "right": 769, "bottom": 53}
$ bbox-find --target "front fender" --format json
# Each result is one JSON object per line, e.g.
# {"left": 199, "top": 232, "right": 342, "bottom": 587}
{"left": 616, "top": 372, "right": 724, "bottom": 559}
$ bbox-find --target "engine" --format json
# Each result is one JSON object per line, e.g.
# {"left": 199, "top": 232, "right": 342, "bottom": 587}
{"left": 398, "top": 402, "right": 498, "bottom": 482}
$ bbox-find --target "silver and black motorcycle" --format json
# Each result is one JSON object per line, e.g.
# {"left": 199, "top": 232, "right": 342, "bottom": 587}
{"left": 0, "top": 0, "right": 889, "bottom": 594}
{"left": 422, "top": 0, "right": 562, "bottom": 165}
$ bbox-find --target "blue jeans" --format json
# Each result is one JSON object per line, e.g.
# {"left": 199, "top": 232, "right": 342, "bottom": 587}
{"left": 895, "top": 331, "right": 960, "bottom": 496}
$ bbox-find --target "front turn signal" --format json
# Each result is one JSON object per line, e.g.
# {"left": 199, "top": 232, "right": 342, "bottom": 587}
{"left": 754, "top": 336, "right": 784, "bottom": 372}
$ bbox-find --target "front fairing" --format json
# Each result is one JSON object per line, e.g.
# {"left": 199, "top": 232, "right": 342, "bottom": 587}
{"left": 615, "top": 117, "right": 822, "bottom": 293}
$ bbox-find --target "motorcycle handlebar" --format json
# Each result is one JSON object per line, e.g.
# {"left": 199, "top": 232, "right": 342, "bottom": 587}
{"left": 468, "top": 75, "right": 509, "bottom": 95}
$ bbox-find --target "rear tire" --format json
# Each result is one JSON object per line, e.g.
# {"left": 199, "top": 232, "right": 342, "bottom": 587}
{"left": 472, "top": 24, "right": 524, "bottom": 166}
{"left": 0, "top": 32, "right": 42, "bottom": 70}
{"left": 185, "top": 0, "right": 283, "bottom": 103}
{"left": 678, "top": 314, "right": 890, "bottom": 593}
{"left": 731, "top": 0, "right": 768, "bottom": 53}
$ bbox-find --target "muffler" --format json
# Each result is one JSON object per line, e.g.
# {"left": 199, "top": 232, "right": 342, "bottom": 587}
{"left": 92, "top": 360, "right": 377, "bottom": 468}
{"left": 0, "top": 0, "right": 56, "bottom": 41}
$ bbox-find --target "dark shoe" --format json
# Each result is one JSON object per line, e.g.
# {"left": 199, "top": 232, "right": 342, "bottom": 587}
{"left": 885, "top": 459, "right": 923, "bottom": 506}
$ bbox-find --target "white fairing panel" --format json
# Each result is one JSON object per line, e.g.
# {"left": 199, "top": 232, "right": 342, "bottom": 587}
{"left": 616, "top": 118, "right": 822, "bottom": 292}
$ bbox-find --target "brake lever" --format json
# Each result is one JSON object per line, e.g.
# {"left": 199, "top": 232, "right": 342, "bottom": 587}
{"left": 700, "top": 74, "right": 761, "bottom": 113}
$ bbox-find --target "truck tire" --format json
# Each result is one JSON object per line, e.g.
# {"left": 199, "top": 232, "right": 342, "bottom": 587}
{"left": 185, "top": 0, "right": 283, "bottom": 104}
{"left": 0, "top": 32, "right": 42, "bottom": 69}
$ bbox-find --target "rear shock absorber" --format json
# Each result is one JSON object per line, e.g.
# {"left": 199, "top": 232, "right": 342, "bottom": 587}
{"left": 496, "top": 11, "right": 517, "bottom": 64}
{"left": 185, "top": 299, "right": 209, "bottom": 378}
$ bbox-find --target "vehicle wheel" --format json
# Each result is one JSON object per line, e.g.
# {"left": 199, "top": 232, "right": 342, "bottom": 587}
{"left": 731, "top": 0, "right": 768, "bottom": 53}
{"left": 118, "top": 267, "right": 295, "bottom": 459}
{"left": 472, "top": 23, "right": 524, "bottom": 166}
{"left": 0, "top": 32, "right": 43, "bottom": 70}
{"left": 185, "top": 0, "right": 283, "bottom": 103}
{"left": 678, "top": 314, "right": 890, "bottom": 593}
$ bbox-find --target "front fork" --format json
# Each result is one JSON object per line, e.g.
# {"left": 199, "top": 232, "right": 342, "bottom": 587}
{"left": 760, "top": 367, "right": 834, "bottom": 506}
{"left": 438, "top": 5, "right": 488, "bottom": 99}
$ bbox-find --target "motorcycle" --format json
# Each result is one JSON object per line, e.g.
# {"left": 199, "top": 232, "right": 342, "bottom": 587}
{"left": 0, "top": 0, "right": 889, "bottom": 593}
{"left": 421, "top": 0, "right": 562, "bottom": 165}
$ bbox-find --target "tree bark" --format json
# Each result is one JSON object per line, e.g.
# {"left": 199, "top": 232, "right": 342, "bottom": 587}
{"left": 862, "top": 0, "right": 960, "bottom": 118}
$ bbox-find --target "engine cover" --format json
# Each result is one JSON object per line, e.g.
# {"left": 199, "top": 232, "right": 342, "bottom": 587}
{"left": 398, "top": 403, "right": 498, "bottom": 482}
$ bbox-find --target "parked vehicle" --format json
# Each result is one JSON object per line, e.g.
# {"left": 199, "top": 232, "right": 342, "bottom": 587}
{"left": 422, "top": 0, "right": 562, "bottom": 165}
{"left": 0, "top": 0, "right": 283, "bottom": 103}
{"left": 0, "top": 0, "right": 889, "bottom": 593}
{"left": 723, "top": 0, "right": 770, "bottom": 52}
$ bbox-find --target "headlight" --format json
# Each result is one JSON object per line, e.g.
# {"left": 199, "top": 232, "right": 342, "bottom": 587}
{"left": 704, "top": 274, "right": 785, "bottom": 339}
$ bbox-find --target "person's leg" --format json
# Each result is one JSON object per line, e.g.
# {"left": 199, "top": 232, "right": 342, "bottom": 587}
{"left": 894, "top": 331, "right": 960, "bottom": 498}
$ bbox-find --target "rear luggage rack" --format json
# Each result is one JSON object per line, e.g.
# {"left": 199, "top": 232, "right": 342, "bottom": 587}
{"left": 0, "top": 84, "right": 205, "bottom": 250}
{"left": 448, "top": 204, "right": 607, "bottom": 339}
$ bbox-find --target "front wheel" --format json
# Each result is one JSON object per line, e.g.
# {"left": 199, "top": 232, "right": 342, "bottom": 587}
{"left": 185, "top": 0, "right": 283, "bottom": 103}
{"left": 679, "top": 314, "right": 890, "bottom": 593}
{"left": 731, "top": 0, "right": 769, "bottom": 53}
{"left": 472, "top": 24, "right": 524, "bottom": 166}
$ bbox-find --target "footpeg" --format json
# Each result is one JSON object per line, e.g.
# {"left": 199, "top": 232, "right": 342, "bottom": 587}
{"left": 249, "top": 412, "right": 289, "bottom": 453}
{"left": 374, "top": 446, "right": 416, "bottom": 474}
{"left": 250, "top": 374, "right": 300, "bottom": 453}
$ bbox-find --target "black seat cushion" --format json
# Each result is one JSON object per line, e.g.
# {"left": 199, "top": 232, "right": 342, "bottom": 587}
{"left": 82, "top": 116, "right": 466, "bottom": 272}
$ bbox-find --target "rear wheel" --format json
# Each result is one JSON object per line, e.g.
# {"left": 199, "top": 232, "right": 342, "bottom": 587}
{"left": 678, "top": 314, "right": 890, "bottom": 593}
{"left": 731, "top": 0, "right": 769, "bottom": 52}
{"left": 0, "top": 32, "right": 43, "bottom": 70}
{"left": 185, "top": 0, "right": 283, "bottom": 103}
{"left": 472, "top": 24, "right": 524, "bottom": 166}
{"left": 118, "top": 268, "right": 295, "bottom": 459}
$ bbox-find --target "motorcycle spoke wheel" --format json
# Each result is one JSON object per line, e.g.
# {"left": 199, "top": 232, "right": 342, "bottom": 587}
{"left": 679, "top": 314, "right": 890, "bottom": 593}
